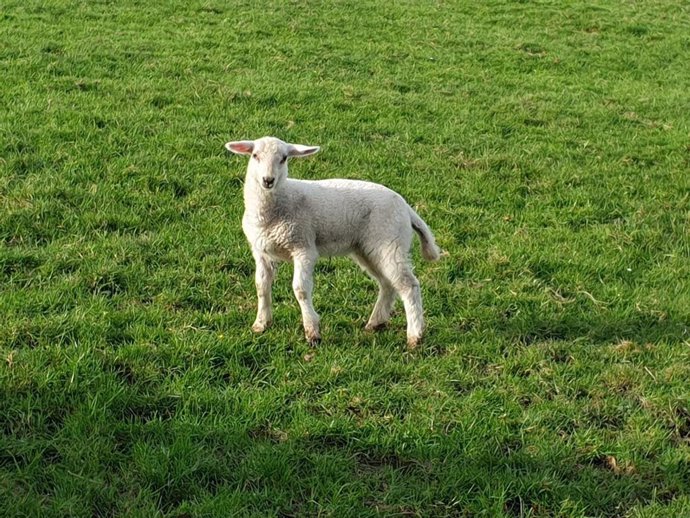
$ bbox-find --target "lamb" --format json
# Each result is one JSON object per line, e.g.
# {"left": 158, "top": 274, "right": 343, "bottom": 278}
{"left": 225, "top": 136, "right": 441, "bottom": 349}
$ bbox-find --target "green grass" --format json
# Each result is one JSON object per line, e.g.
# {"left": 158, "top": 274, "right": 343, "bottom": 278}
{"left": 1, "top": 0, "right": 689, "bottom": 516}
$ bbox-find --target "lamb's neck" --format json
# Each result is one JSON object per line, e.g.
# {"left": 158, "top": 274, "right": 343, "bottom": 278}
{"left": 243, "top": 182, "right": 282, "bottom": 223}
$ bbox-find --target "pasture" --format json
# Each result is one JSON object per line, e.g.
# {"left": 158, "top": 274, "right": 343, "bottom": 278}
{"left": 1, "top": 1, "right": 689, "bottom": 516}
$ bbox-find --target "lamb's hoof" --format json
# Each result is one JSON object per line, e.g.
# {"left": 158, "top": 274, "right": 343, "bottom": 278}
{"left": 406, "top": 336, "right": 422, "bottom": 350}
{"left": 251, "top": 321, "right": 270, "bottom": 333}
{"left": 365, "top": 321, "right": 387, "bottom": 332}
{"left": 305, "top": 330, "right": 321, "bottom": 346}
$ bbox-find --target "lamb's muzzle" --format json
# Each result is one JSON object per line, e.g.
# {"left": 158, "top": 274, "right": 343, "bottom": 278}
{"left": 225, "top": 136, "right": 441, "bottom": 348}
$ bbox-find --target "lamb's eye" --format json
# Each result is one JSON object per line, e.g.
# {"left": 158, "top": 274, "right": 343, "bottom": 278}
{"left": 279, "top": 155, "right": 287, "bottom": 164}
{"left": 252, "top": 153, "right": 259, "bottom": 161}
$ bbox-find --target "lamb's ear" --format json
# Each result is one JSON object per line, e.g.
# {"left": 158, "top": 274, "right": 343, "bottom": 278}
{"left": 225, "top": 141, "right": 254, "bottom": 155}
{"left": 288, "top": 144, "right": 320, "bottom": 158}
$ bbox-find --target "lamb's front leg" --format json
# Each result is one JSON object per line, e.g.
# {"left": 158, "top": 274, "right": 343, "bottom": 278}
{"left": 252, "top": 251, "right": 277, "bottom": 333}
{"left": 292, "top": 252, "right": 320, "bottom": 345}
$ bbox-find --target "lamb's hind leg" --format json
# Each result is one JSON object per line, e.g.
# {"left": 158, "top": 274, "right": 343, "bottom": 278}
{"left": 351, "top": 252, "right": 396, "bottom": 331}
{"left": 378, "top": 255, "right": 425, "bottom": 349}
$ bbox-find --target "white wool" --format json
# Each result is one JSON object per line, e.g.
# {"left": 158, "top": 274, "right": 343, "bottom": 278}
{"left": 225, "top": 136, "right": 440, "bottom": 348}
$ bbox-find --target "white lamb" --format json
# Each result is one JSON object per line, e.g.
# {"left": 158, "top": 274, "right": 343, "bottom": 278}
{"left": 225, "top": 136, "right": 440, "bottom": 348}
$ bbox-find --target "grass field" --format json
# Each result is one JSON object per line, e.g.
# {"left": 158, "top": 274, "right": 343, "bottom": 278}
{"left": 2, "top": 0, "right": 690, "bottom": 516}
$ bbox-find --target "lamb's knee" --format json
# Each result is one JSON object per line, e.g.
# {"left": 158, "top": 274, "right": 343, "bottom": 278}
{"left": 394, "top": 271, "right": 420, "bottom": 293}
{"left": 255, "top": 269, "right": 272, "bottom": 287}
{"left": 292, "top": 283, "right": 310, "bottom": 302}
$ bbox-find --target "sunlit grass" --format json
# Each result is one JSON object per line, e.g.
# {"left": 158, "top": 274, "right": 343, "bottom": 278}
{"left": 1, "top": 1, "right": 689, "bottom": 516}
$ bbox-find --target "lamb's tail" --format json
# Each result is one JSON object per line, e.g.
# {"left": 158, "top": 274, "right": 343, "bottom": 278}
{"left": 409, "top": 206, "right": 441, "bottom": 261}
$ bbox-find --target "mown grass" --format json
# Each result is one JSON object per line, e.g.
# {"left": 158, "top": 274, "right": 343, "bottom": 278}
{"left": 1, "top": 0, "right": 689, "bottom": 516}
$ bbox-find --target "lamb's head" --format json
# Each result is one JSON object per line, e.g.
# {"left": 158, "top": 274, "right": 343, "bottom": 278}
{"left": 225, "top": 136, "right": 320, "bottom": 191}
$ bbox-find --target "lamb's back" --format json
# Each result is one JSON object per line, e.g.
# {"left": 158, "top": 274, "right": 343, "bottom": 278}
{"left": 284, "top": 178, "right": 409, "bottom": 255}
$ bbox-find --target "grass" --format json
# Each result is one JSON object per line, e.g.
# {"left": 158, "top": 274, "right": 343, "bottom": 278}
{"left": 1, "top": 0, "right": 689, "bottom": 516}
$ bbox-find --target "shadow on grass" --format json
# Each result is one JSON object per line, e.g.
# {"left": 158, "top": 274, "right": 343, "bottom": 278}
{"left": 495, "top": 309, "right": 688, "bottom": 346}
{"left": 289, "top": 428, "right": 688, "bottom": 516}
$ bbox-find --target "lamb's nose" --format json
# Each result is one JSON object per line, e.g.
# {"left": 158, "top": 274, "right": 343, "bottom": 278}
{"left": 263, "top": 177, "right": 275, "bottom": 189}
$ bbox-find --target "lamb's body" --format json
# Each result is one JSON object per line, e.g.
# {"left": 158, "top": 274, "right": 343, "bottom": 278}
{"left": 244, "top": 179, "right": 423, "bottom": 261}
{"left": 228, "top": 136, "right": 440, "bottom": 348}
